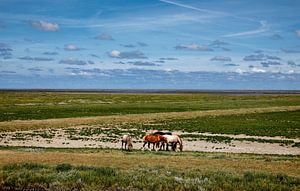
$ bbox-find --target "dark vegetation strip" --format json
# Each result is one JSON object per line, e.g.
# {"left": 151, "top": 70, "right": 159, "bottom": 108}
{"left": 0, "top": 92, "right": 299, "bottom": 121}
{"left": 1, "top": 163, "right": 299, "bottom": 191}
{"left": 1, "top": 146, "right": 299, "bottom": 162}
{"left": 181, "top": 134, "right": 300, "bottom": 147}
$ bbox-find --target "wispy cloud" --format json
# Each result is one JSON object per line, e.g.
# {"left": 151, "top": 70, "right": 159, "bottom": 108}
{"left": 281, "top": 48, "right": 300, "bottom": 53}
{"left": 64, "top": 44, "right": 83, "bottom": 51}
{"left": 108, "top": 50, "right": 147, "bottom": 59}
{"left": 137, "top": 42, "right": 148, "bottom": 47}
{"left": 90, "top": 54, "right": 101, "bottom": 59}
{"left": 0, "top": 43, "right": 13, "bottom": 59}
{"left": 296, "top": 30, "right": 300, "bottom": 37}
{"left": 127, "top": 61, "right": 160, "bottom": 66}
{"left": 287, "top": 61, "right": 300, "bottom": 67}
{"left": 210, "top": 56, "right": 232, "bottom": 62}
{"left": 261, "top": 61, "right": 281, "bottom": 67}
{"left": 59, "top": 58, "right": 94, "bottom": 65}
{"left": 28, "top": 67, "right": 42, "bottom": 72}
{"left": 160, "top": 57, "right": 178, "bottom": 61}
{"left": 266, "top": 55, "right": 281, "bottom": 60}
{"left": 270, "top": 34, "right": 283, "bottom": 40}
{"left": 1, "top": 70, "right": 16, "bottom": 74}
{"left": 43, "top": 51, "right": 58, "bottom": 55}
{"left": 175, "top": 43, "right": 213, "bottom": 51}
{"left": 95, "top": 33, "right": 113, "bottom": 40}
{"left": 210, "top": 40, "right": 229, "bottom": 47}
{"left": 18, "top": 56, "right": 54, "bottom": 61}
{"left": 29, "top": 20, "right": 59, "bottom": 32}
{"left": 224, "top": 63, "right": 238, "bottom": 67}
{"left": 243, "top": 54, "right": 265, "bottom": 61}
{"left": 120, "top": 44, "right": 136, "bottom": 48}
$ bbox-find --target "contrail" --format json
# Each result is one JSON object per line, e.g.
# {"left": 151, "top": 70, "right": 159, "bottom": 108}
{"left": 159, "top": 0, "right": 227, "bottom": 16}
{"left": 222, "top": 21, "right": 269, "bottom": 38}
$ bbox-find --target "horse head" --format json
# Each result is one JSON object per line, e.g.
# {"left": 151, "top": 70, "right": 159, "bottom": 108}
{"left": 128, "top": 142, "right": 133, "bottom": 151}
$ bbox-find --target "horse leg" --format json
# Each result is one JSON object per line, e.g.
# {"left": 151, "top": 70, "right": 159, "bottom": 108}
{"left": 121, "top": 141, "right": 124, "bottom": 150}
{"left": 160, "top": 142, "right": 165, "bottom": 150}
{"left": 154, "top": 142, "right": 159, "bottom": 152}
{"left": 125, "top": 142, "right": 127, "bottom": 150}
{"left": 141, "top": 142, "right": 147, "bottom": 150}
{"left": 172, "top": 142, "right": 177, "bottom": 152}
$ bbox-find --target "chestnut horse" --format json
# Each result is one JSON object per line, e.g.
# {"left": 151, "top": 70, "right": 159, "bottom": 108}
{"left": 141, "top": 134, "right": 166, "bottom": 151}
{"left": 121, "top": 135, "right": 133, "bottom": 151}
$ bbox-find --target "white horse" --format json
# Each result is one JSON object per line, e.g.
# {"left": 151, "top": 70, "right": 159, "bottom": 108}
{"left": 161, "top": 134, "right": 183, "bottom": 152}
{"left": 121, "top": 135, "right": 133, "bottom": 151}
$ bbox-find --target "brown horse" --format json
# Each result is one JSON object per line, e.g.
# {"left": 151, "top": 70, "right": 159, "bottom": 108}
{"left": 141, "top": 134, "right": 166, "bottom": 151}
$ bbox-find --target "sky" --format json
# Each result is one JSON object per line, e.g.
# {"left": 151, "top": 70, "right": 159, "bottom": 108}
{"left": 0, "top": 0, "right": 300, "bottom": 89}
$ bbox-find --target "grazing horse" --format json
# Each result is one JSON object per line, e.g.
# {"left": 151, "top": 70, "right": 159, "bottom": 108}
{"left": 121, "top": 135, "right": 133, "bottom": 151}
{"left": 161, "top": 134, "right": 183, "bottom": 152}
{"left": 141, "top": 134, "right": 166, "bottom": 151}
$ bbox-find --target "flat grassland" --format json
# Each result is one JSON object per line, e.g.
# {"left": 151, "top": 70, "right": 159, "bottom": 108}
{"left": 0, "top": 91, "right": 300, "bottom": 190}
{"left": 1, "top": 91, "right": 299, "bottom": 121}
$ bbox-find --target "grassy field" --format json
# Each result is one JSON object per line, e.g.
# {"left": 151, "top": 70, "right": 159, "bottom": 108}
{"left": 134, "top": 110, "right": 300, "bottom": 138}
{"left": 1, "top": 91, "right": 300, "bottom": 190}
{"left": 0, "top": 148, "right": 299, "bottom": 191}
{"left": 1, "top": 92, "right": 299, "bottom": 121}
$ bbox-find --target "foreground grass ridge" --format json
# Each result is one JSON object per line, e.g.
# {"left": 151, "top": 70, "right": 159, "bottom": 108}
{"left": 1, "top": 162, "right": 299, "bottom": 191}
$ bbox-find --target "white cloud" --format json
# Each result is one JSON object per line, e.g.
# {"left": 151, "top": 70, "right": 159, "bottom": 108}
{"left": 64, "top": 44, "right": 81, "bottom": 51}
{"left": 108, "top": 50, "right": 147, "bottom": 59}
{"left": 235, "top": 68, "right": 245, "bottom": 74}
{"left": 30, "top": 20, "right": 59, "bottom": 31}
{"left": 109, "top": 50, "right": 121, "bottom": 58}
{"left": 250, "top": 67, "right": 266, "bottom": 73}
{"left": 175, "top": 43, "right": 213, "bottom": 51}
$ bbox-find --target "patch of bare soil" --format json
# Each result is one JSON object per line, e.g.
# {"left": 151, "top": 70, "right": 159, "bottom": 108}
{"left": 1, "top": 127, "right": 299, "bottom": 155}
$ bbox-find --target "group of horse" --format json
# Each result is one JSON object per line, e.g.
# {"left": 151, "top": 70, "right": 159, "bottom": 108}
{"left": 121, "top": 131, "right": 183, "bottom": 152}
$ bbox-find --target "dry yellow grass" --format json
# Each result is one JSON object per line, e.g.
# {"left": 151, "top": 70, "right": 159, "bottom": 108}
{"left": 0, "top": 149, "right": 299, "bottom": 177}
{"left": 1, "top": 106, "right": 300, "bottom": 132}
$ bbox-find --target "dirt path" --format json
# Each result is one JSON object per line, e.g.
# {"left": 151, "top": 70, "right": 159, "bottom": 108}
{"left": 1, "top": 105, "right": 300, "bottom": 132}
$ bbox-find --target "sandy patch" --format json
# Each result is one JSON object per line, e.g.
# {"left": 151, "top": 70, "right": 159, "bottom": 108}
{"left": 1, "top": 127, "right": 299, "bottom": 155}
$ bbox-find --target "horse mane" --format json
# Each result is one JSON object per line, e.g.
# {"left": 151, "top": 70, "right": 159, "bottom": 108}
{"left": 153, "top": 131, "right": 172, "bottom": 135}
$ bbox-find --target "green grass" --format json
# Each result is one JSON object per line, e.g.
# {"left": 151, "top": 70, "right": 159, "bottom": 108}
{"left": 134, "top": 110, "right": 300, "bottom": 138}
{"left": 1, "top": 92, "right": 299, "bottom": 121}
{"left": 1, "top": 163, "right": 299, "bottom": 191}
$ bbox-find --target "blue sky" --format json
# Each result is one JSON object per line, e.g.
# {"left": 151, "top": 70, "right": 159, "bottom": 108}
{"left": 0, "top": 0, "right": 300, "bottom": 89}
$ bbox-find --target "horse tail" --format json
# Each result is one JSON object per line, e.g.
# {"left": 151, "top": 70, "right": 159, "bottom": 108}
{"left": 142, "top": 135, "right": 147, "bottom": 142}
{"left": 177, "top": 136, "right": 183, "bottom": 151}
